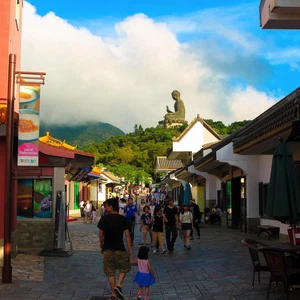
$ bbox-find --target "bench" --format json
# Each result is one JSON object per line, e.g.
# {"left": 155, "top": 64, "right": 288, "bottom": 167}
{"left": 257, "top": 225, "right": 280, "bottom": 240}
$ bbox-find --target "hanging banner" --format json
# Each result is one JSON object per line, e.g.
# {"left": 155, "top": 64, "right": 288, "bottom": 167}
{"left": 17, "top": 85, "right": 41, "bottom": 166}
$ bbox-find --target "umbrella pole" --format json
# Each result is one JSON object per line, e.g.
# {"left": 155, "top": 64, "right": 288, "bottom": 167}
{"left": 293, "top": 228, "right": 296, "bottom": 246}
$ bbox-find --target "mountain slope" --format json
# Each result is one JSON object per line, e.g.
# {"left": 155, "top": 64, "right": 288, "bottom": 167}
{"left": 39, "top": 121, "right": 125, "bottom": 149}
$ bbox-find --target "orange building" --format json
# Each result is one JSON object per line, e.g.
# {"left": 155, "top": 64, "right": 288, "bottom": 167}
{"left": 0, "top": 0, "right": 23, "bottom": 262}
{"left": 0, "top": 2, "right": 95, "bottom": 268}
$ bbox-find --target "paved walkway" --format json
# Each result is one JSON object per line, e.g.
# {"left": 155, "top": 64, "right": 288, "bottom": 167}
{"left": 0, "top": 218, "right": 299, "bottom": 300}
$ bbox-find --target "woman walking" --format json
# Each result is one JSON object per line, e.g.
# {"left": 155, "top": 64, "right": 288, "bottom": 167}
{"left": 140, "top": 206, "right": 153, "bottom": 246}
{"left": 179, "top": 204, "right": 193, "bottom": 250}
{"left": 139, "top": 199, "right": 146, "bottom": 217}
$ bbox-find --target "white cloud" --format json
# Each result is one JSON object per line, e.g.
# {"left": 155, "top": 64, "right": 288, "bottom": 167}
{"left": 266, "top": 47, "right": 300, "bottom": 70}
{"left": 21, "top": 2, "right": 278, "bottom": 132}
{"left": 228, "top": 86, "right": 278, "bottom": 121}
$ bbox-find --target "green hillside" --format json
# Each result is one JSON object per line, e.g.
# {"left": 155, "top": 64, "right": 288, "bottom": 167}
{"left": 85, "top": 120, "right": 252, "bottom": 184}
{"left": 39, "top": 121, "right": 125, "bottom": 149}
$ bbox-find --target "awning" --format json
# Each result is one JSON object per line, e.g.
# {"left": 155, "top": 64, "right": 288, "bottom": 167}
{"left": 88, "top": 173, "right": 100, "bottom": 179}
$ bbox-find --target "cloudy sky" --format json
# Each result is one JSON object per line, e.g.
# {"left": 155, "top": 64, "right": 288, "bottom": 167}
{"left": 22, "top": 0, "right": 300, "bottom": 132}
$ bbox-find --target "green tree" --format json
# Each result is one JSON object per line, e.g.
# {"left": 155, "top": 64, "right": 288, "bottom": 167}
{"left": 108, "top": 164, "right": 151, "bottom": 190}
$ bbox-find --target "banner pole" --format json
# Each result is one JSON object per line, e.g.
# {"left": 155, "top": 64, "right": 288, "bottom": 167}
{"left": 2, "top": 54, "right": 16, "bottom": 283}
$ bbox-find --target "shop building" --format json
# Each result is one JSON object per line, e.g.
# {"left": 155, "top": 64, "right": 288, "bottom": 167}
{"left": 15, "top": 132, "right": 94, "bottom": 252}
{"left": 156, "top": 115, "right": 221, "bottom": 210}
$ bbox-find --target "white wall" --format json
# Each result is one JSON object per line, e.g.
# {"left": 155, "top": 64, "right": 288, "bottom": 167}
{"left": 258, "top": 155, "right": 273, "bottom": 183}
{"left": 173, "top": 122, "right": 204, "bottom": 152}
{"left": 203, "top": 126, "right": 219, "bottom": 144}
{"left": 217, "top": 143, "right": 248, "bottom": 173}
{"left": 216, "top": 143, "right": 262, "bottom": 219}
{"left": 98, "top": 183, "right": 106, "bottom": 201}
{"left": 206, "top": 174, "right": 218, "bottom": 201}
{"left": 173, "top": 121, "right": 219, "bottom": 153}
{"left": 89, "top": 180, "right": 98, "bottom": 202}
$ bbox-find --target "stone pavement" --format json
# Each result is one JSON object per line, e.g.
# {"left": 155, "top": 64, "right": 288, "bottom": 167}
{"left": 0, "top": 218, "right": 299, "bottom": 300}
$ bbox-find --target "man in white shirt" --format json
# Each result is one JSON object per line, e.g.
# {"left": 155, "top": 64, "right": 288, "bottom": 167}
{"left": 84, "top": 200, "right": 92, "bottom": 223}
{"left": 79, "top": 200, "right": 85, "bottom": 218}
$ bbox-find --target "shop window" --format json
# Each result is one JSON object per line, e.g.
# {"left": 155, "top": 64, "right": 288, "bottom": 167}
{"left": 17, "top": 179, "right": 52, "bottom": 218}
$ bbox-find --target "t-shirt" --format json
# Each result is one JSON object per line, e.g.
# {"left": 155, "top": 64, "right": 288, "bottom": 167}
{"left": 85, "top": 203, "right": 92, "bottom": 212}
{"left": 97, "top": 214, "right": 128, "bottom": 251}
{"left": 152, "top": 215, "right": 163, "bottom": 232}
{"left": 79, "top": 201, "right": 85, "bottom": 208}
{"left": 141, "top": 213, "right": 153, "bottom": 227}
{"left": 180, "top": 211, "right": 193, "bottom": 224}
{"left": 124, "top": 204, "right": 138, "bottom": 221}
{"left": 216, "top": 208, "right": 222, "bottom": 216}
{"left": 163, "top": 206, "right": 178, "bottom": 225}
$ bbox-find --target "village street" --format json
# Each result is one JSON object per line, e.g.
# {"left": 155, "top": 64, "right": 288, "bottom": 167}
{"left": 1, "top": 218, "right": 300, "bottom": 300}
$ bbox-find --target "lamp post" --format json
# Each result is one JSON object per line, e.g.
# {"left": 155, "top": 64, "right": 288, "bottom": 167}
{"left": 2, "top": 54, "right": 16, "bottom": 283}
{"left": 2, "top": 54, "right": 46, "bottom": 283}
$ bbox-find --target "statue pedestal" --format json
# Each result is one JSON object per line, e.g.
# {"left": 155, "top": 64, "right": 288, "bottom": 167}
{"left": 157, "top": 120, "right": 188, "bottom": 129}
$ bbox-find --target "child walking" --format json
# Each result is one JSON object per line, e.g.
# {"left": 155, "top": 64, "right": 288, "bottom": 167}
{"left": 152, "top": 209, "right": 167, "bottom": 254}
{"left": 132, "top": 246, "right": 156, "bottom": 300}
{"left": 179, "top": 204, "right": 193, "bottom": 250}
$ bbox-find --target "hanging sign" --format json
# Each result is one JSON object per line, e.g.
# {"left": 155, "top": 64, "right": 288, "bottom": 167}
{"left": 17, "top": 84, "right": 41, "bottom": 166}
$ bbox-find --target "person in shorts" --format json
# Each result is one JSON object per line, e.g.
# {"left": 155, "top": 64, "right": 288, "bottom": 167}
{"left": 84, "top": 200, "right": 92, "bottom": 223}
{"left": 98, "top": 198, "right": 133, "bottom": 300}
{"left": 179, "top": 204, "right": 193, "bottom": 250}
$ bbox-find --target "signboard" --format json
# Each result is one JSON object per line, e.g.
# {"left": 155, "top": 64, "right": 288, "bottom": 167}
{"left": 17, "top": 85, "right": 41, "bottom": 166}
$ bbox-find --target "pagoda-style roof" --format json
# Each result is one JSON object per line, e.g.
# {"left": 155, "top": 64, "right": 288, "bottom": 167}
{"left": 0, "top": 104, "right": 19, "bottom": 137}
{"left": 39, "top": 132, "right": 94, "bottom": 158}
{"left": 38, "top": 132, "right": 94, "bottom": 181}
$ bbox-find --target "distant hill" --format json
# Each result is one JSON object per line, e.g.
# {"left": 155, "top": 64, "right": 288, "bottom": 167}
{"left": 39, "top": 121, "right": 125, "bottom": 149}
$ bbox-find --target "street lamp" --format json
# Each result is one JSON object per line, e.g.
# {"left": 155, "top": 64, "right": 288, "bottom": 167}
{"left": 2, "top": 54, "right": 45, "bottom": 283}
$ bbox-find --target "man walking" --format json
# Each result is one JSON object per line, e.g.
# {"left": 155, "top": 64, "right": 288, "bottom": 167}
{"left": 163, "top": 198, "right": 178, "bottom": 252}
{"left": 123, "top": 197, "right": 138, "bottom": 246}
{"left": 79, "top": 199, "right": 85, "bottom": 218}
{"left": 190, "top": 198, "right": 201, "bottom": 239}
{"left": 98, "top": 198, "right": 133, "bottom": 300}
{"left": 84, "top": 200, "right": 92, "bottom": 223}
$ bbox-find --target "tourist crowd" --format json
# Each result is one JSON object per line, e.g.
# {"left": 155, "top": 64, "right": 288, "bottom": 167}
{"left": 96, "top": 195, "right": 205, "bottom": 300}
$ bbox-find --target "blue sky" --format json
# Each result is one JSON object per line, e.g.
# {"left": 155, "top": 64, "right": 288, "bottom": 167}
{"left": 27, "top": 0, "right": 250, "bottom": 19}
{"left": 22, "top": 0, "right": 300, "bottom": 131}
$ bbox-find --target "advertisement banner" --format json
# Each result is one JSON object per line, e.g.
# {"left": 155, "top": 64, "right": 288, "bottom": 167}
{"left": 17, "top": 85, "right": 41, "bottom": 166}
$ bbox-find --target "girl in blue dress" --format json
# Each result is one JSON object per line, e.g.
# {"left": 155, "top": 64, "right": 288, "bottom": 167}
{"left": 132, "top": 246, "right": 156, "bottom": 300}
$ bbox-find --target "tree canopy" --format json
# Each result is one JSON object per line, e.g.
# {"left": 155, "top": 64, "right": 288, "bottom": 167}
{"left": 204, "top": 119, "right": 251, "bottom": 136}
{"left": 85, "top": 120, "right": 251, "bottom": 185}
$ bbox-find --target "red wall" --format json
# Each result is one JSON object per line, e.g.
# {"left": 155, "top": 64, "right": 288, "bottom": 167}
{"left": 0, "top": 139, "right": 5, "bottom": 237}
{"left": 0, "top": 0, "right": 22, "bottom": 104}
{"left": 0, "top": 0, "right": 23, "bottom": 238}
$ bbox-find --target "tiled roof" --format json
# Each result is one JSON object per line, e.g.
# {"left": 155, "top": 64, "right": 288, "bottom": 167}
{"left": 102, "top": 171, "right": 120, "bottom": 183}
{"left": 233, "top": 87, "right": 300, "bottom": 152}
{"left": 39, "top": 132, "right": 94, "bottom": 157}
{"left": 156, "top": 156, "right": 184, "bottom": 171}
